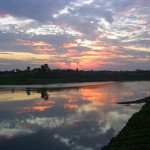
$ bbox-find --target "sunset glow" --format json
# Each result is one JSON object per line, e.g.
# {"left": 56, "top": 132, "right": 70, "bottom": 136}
{"left": 0, "top": 0, "right": 149, "bottom": 70}
{"left": 17, "top": 39, "right": 53, "bottom": 47}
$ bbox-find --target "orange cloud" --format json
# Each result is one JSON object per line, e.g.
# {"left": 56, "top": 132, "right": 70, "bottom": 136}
{"left": 81, "top": 51, "right": 99, "bottom": 55}
{"left": 57, "top": 60, "right": 100, "bottom": 70}
{"left": 34, "top": 47, "right": 55, "bottom": 51}
{"left": 0, "top": 13, "right": 12, "bottom": 18}
{"left": 81, "top": 50, "right": 119, "bottom": 57}
{"left": 55, "top": 43, "right": 124, "bottom": 70}
{"left": 17, "top": 39, "right": 52, "bottom": 46}
{"left": 17, "top": 39, "right": 55, "bottom": 53}
{"left": 0, "top": 52, "right": 51, "bottom": 61}
{"left": 63, "top": 43, "right": 78, "bottom": 48}
{"left": 56, "top": 62, "right": 80, "bottom": 70}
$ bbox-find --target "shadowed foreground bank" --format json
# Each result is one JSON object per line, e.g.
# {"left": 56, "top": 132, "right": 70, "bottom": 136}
{"left": 102, "top": 96, "right": 150, "bottom": 150}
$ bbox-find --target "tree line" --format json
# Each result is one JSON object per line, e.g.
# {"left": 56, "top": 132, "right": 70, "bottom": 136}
{"left": 0, "top": 64, "right": 150, "bottom": 84}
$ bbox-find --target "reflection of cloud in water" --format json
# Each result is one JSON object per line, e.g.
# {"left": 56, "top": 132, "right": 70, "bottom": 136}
{"left": 104, "top": 104, "right": 144, "bottom": 135}
{"left": 64, "top": 104, "right": 78, "bottom": 110}
{"left": 53, "top": 120, "right": 115, "bottom": 150}
{"left": 0, "top": 103, "right": 142, "bottom": 149}
{"left": 0, "top": 130, "right": 70, "bottom": 150}
{"left": 0, "top": 81, "right": 149, "bottom": 149}
{"left": 0, "top": 120, "right": 115, "bottom": 150}
{"left": 0, "top": 128, "right": 34, "bottom": 138}
{"left": 17, "top": 106, "right": 53, "bottom": 114}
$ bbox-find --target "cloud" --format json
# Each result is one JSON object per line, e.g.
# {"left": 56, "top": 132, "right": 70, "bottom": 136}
{"left": 124, "top": 46, "right": 150, "bottom": 52}
{"left": 17, "top": 39, "right": 52, "bottom": 46}
{"left": 53, "top": 0, "right": 95, "bottom": 17}
{"left": 0, "top": 15, "right": 34, "bottom": 35}
{"left": 0, "top": 0, "right": 150, "bottom": 70}
{"left": 16, "top": 39, "right": 55, "bottom": 53}
{"left": 25, "top": 24, "right": 83, "bottom": 37}
{"left": 72, "top": 2, "right": 114, "bottom": 23}
{"left": 0, "top": 52, "right": 51, "bottom": 61}
{"left": 0, "top": 0, "right": 70, "bottom": 22}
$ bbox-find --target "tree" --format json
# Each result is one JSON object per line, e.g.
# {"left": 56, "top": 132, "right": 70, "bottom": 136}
{"left": 16, "top": 69, "right": 21, "bottom": 72}
{"left": 26, "top": 66, "right": 31, "bottom": 72}
{"left": 41, "top": 64, "right": 50, "bottom": 72}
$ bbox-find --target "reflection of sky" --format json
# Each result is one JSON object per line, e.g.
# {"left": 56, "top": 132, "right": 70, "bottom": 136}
{"left": 0, "top": 81, "right": 149, "bottom": 150}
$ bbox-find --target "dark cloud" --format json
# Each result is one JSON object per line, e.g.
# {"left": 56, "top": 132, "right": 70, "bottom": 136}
{"left": 53, "top": 1, "right": 114, "bottom": 39}
{"left": 54, "top": 15, "right": 98, "bottom": 39}
{"left": 32, "top": 34, "right": 77, "bottom": 46}
{"left": 0, "top": 0, "right": 70, "bottom": 21}
{"left": 74, "top": 3, "right": 114, "bottom": 23}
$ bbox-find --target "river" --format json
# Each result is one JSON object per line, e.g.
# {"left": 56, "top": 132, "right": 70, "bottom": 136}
{"left": 0, "top": 81, "right": 150, "bottom": 150}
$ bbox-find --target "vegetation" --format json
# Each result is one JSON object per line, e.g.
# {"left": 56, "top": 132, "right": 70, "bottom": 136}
{"left": 0, "top": 64, "right": 150, "bottom": 85}
{"left": 102, "top": 96, "right": 150, "bottom": 150}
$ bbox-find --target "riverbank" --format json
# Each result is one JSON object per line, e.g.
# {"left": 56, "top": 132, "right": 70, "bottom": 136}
{"left": 1, "top": 77, "right": 150, "bottom": 85}
{"left": 102, "top": 96, "right": 150, "bottom": 150}
{"left": 1, "top": 69, "right": 150, "bottom": 85}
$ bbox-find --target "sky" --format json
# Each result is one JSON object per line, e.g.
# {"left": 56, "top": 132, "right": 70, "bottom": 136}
{"left": 0, "top": 0, "right": 150, "bottom": 71}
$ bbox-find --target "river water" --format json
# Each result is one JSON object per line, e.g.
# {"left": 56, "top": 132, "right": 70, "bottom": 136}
{"left": 0, "top": 81, "right": 150, "bottom": 150}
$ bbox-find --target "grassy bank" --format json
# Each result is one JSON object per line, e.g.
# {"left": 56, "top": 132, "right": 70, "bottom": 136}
{"left": 0, "top": 77, "right": 84, "bottom": 85}
{"left": 102, "top": 96, "right": 150, "bottom": 150}
{"left": 1, "top": 77, "right": 150, "bottom": 85}
{"left": 0, "top": 77, "right": 111, "bottom": 85}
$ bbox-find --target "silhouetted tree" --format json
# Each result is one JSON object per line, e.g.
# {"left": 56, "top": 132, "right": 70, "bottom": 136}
{"left": 26, "top": 66, "right": 31, "bottom": 72}
{"left": 16, "top": 69, "right": 21, "bottom": 72}
{"left": 41, "top": 64, "right": 50, "bottom": 72}
{"left": 76, "top": 68, "right": 79, "bottom": 72}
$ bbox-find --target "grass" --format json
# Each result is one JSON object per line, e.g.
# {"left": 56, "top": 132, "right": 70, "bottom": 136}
{"left": 0, "top": 77, "right": 85, "bottom": 85}
{"left": 102, "top": 96, "right": 150, "bottom": 150}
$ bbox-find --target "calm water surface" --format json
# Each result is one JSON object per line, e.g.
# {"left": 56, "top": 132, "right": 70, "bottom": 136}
{"left": 0, "top": 81, "right": 150, "bottom": 150}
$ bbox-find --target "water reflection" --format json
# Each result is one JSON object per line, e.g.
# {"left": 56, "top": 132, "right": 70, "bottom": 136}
{"left": 0, "top": 81, "right": 150, "bottom": 150}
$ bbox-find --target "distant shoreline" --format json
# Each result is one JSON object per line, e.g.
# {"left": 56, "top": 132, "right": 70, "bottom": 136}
{"left": 1, "top": 68, "right": 150, "bottom": 85}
